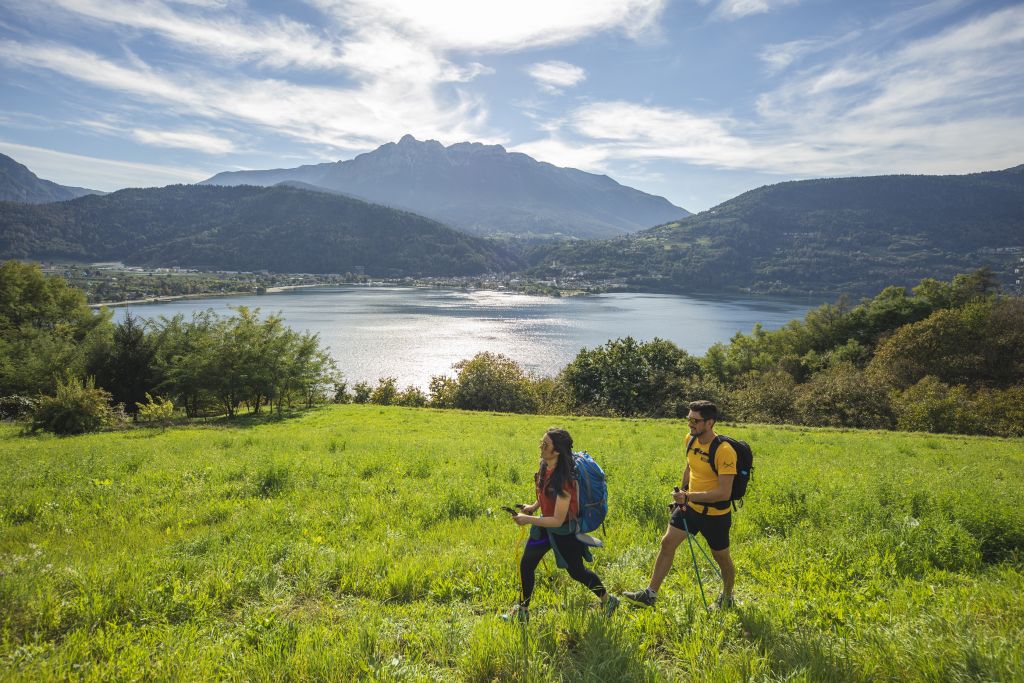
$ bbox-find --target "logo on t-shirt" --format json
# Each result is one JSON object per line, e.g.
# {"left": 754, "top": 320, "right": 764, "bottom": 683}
{"left": 692, "top": 445, "right": 712, "bottom": 464}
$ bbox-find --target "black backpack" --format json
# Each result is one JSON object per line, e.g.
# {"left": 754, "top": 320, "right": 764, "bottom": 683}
{"left": 686, "top": 434, "right": 753, "bottom": 512}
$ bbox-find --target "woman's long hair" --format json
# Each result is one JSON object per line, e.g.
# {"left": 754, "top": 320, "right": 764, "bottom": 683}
{"left": 540, "top": 428, "right": 575, "bottom": 499}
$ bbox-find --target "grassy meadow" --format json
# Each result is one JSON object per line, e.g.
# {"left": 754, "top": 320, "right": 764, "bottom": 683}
{"left": 1, "top": 405, "right": 1022, "bottom": 681}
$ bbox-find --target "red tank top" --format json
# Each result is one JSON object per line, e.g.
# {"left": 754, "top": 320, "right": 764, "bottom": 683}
{"left": 535, "top": 465, "right": 579, "bottom": 519}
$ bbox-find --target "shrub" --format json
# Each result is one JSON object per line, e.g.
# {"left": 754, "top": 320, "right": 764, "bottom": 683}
{"left": 868, "top": 299, "right": 1024, "bottom": 389}
{"left": 562, "top": 337, "right": 699, "bottom": 417}
{"left": 892, "top": 376, "right": 972, "bottom": 434}
{"left": 31, "top": 376, "right": 115, "bottom": 435}
{"left": 351, "top": 382, "right": 372, "bottom": 404}
{"left": 972, "top": 385, "right": 1024, "bottom": 437}
{"left": 0, "top": 394, "right": 38, "bottom": 420}
{"left": 332, "top": 379, "right": 350, "bottom": 403}
{"left": 529, "top": 376, "right": 571, "bottom": 416}
{"left": 731, "top": 369, "right": 797, "bottom": 424}
{"left": 370, "top": 377, "right": 398, "bottom": 406}
{"left": 794, "top": 362, "right": 894, "bottom": 429}
{"left": 449, "top": 352, "right": 537, "bottom": 414}
{"left": 135, "top": 393, "right": 175, "bottom": 426}
{"left": 677, "top": 375, "right": 731, "bottom": 419}
{"left": 428, "top": 375, "right": 458, "bottom": 408}
{"left": 395, "top": 385, "right": 427, "bottom": 407}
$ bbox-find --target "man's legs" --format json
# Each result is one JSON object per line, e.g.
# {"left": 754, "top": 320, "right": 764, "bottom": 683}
{"left": 710, "top": 547, "right": 735, "bottom": 597}
{"left": 648, "top": 525, "right": 688, "bottom": 593}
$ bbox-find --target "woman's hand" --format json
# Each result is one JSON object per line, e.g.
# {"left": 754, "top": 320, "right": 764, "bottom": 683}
{"left": 513, "top": 514, "right": 533, "bottom": 526}
{"left": 521, "top": 503, "right": 539, "bottom": 514}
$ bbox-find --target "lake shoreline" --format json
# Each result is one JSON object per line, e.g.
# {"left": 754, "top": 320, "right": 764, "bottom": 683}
{"left": 93, "top": 280, "right": 825, "bottom": 310}
{"left": 90, "top": 284, "right": 322, "bottom": 309}
{"left": 108, "top": 286, "right": 821, "bottom": 389}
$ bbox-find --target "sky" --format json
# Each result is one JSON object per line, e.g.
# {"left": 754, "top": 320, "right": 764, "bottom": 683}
{"left": 1, "top": 0, "right": 1023, "bottom": 212}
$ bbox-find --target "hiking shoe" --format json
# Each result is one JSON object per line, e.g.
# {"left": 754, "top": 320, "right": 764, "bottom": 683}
{"left": 603, "top": 594, "right": 620, "bottom": 617}
{"left": 622, "top": 588, "right": 656, "bottom": 607}
{"left": 500, "top": 605, "right": 529, "bottom": 623}
{"left": 709, "top": 592, "right": 734, "bottom": 611}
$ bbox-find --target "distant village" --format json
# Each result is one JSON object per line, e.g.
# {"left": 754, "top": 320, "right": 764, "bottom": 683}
{"left": 40, "top": 261, "right": 628, "bottom": 307}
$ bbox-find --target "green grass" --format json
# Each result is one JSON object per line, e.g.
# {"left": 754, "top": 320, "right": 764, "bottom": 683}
{"left": 1, "top": 406, "right": 1022, "bottom": 681}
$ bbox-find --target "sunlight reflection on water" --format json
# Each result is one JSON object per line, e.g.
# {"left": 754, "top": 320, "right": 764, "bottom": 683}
{"left": 113, "top": 286, "right": 820, "bottom": 388}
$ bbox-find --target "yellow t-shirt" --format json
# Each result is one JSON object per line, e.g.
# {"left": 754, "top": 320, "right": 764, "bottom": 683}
{"left": 686, "top": 437, "right": 737, "bottom": 516}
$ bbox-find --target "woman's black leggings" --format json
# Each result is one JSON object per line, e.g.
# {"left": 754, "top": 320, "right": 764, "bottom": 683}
{"left": 519, "top": 533, "right": 606, "bottom": 607}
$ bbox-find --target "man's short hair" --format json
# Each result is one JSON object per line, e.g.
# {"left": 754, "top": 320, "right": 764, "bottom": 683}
{"left": 688, "top": 400, "right": 718, "bottom": 421}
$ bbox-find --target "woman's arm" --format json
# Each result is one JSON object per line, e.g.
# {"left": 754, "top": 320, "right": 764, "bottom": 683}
{"left": 514, "top": 493, "right": 570, "bottom": 528}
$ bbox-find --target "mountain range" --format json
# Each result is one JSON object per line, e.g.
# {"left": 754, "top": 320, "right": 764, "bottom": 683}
{"left": 0, "top": 153, "right": 101, "bottom": 203}
{"left": 201, "top": 134, "right": 688, "bottom": 239}
{"left": 529, "top": 166, "right": 1024, "bottom": 295}
{"left": 1, "top": 143, "right": 1021, "bottom": 296}
{"left": 0, "top": 184, "right": 518, "bottom": 276}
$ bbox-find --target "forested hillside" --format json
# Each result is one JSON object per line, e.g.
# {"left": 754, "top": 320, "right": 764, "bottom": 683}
{"left": 0, "top": 184, "right": 519, "bottom": 276}
{"left": 530, "top": 166, "right": 1024, "bottom": 296}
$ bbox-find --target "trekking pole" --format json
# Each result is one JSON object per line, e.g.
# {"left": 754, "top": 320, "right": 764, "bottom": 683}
{"left": 692, "top": 534, "right": 722, "bottom": 579}
{"left": 515, "top": 523, "right": 527, "bottom": 607}
{"left": 681, "top": 516, "right": 710, "bottom": 610}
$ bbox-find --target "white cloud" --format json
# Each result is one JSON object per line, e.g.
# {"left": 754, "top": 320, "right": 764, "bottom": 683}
{"left": 15, "top": 0, "right": 350, "bottom": 70}
{"left": 758, "top": 36, "right": 858, "bottom": 75}
{"left": 713, "top": 0, "right": 800, "bottom": 21}
{"left": 0, "top": 140, "right": 208, "bottom": 190}
{"left": 0, "top": 39, "right": 487, "bottom": 151}
{"left": 527, "top": 6, "right": 1024, "bottom": 179}
{"left": 311, "top": 0, "right": 667, "bottom": 51}
{"left": 509, "top": 137, "right": 611, "bottom": 173}
{"left": 0, "top": 39, "right": 215, "bottom": 109}
{"left": 758, "top": 1, "right": 970, "bottom": 76}
{"left": 131, "top": 129, "right": 236, "bottom": 154}
{"left": 527, "top": 61, "right": 586, "bottom": 94}
{"left": 1, "top": 0, "right": 672, "bottom": 174}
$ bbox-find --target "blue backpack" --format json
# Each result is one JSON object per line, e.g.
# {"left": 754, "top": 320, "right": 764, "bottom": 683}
{"left": 572, "top": 451, "right": 608, "bottom": 533}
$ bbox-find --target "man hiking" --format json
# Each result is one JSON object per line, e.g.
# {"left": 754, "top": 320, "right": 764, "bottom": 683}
{"left": 623, "top": 400, "right": 737, "bottom": 609}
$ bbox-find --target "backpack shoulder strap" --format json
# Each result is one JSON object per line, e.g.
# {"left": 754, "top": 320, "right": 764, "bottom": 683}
{"left": 707, "top": 435, "right": 724, "bottom": 474}
{"left": 685, "top": 434, "right": 698, "bottom": 458}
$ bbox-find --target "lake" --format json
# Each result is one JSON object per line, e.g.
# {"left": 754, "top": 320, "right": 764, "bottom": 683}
{"left": 111, "top": 286, "right": 821, "bottom": 388}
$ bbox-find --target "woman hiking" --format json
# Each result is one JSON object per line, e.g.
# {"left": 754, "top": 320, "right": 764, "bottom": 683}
{"left": 504, "top": 428, "right": 618, "bottom": 621}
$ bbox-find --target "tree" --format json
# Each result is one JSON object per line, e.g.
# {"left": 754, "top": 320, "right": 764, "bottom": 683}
{"left": 794, "top": 362, "right": 894, "bottom": 429}
{"left": 731, "top": 369, "right": 797, "bottom": 424}
{"left": 0, "top": 260, "right": 112, "bottom": 396}
{"left": 562, "top": 337, "right": 699, "bottom": 417}
{"left": 447, "top": 352, "right": 538, "bottom": 414}
{"left": 352, "top": 382, "right": 372, "bottom": 404}
{"left": 428, "top": 375, "right": 457, "bottom": 408}
{"left": 892, "top": 376, "right": 972, "bottom": 434}
{"left": 370, "top": 377, "right": 399, "bottom": 405}
{"left": 868, "top": 299, "right": 1024, "bottom": 390}
{"left": 154, "top": 312, "right": 219, "bottom": 418}
{"left": 153, "top": 307, "right": 337, "bottom": 418}
{"left": 395, "top": 385, "right": 428, "bottom": 407}
{"left": 94, "top": 312, "right": 159, "bottom": 416}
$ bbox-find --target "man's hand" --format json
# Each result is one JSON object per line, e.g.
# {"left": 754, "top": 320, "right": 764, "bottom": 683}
{"left": 672, "top": 489, "right": 688, "bottom": 505}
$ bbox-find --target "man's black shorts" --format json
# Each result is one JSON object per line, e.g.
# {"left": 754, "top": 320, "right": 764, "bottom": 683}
{"left": 670, "top": 504, "right": 731, "bottom": 551}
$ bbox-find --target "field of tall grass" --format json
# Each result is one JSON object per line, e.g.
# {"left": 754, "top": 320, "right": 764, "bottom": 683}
{"left": 1, "top": 405, "right": 1022, "bottom": 681}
